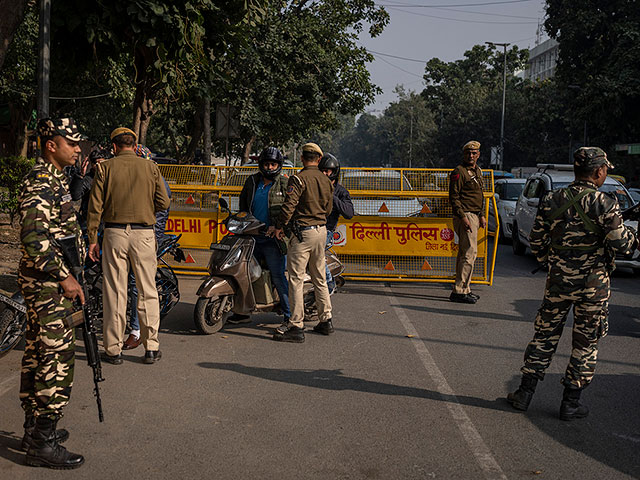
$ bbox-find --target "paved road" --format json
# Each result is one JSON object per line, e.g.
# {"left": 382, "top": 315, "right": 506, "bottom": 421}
{"left": 0, "top": 244, "right": 638, "bottom": 479}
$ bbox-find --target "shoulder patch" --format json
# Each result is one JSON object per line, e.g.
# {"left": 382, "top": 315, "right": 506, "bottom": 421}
{"left": 287, "top": 186, "right": 294, "bottom": 194}
{"left": 451, "top": 173, "right": 460, "bottom": 181}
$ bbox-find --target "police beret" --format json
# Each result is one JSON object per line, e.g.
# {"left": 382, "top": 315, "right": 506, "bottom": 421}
{"left": 463, "top": 141, "right": 481, "bottom": 151}
{"left": 573, "top": 147, "right": 614, "bottom": 169}
{"left": 301, "top": 142, "right": 323, "bottom": 156}
{"left": 110, "top": 127, "right": 138, "bottom": 142}
{"left": 37, "top": 117, "right": 85, "bottom": 141}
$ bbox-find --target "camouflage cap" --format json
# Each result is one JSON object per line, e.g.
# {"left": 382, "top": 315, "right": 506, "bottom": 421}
{"left": 573, "top": 147, "right": 614, "bottom": 169}
{"left": 301, "top": 142, "right": 323, "bottom": 156}
{"left": 37, "top": 117, "right": 85, "bottom": 142}
{"left": 134, "top": 143, "right": 152, "bottom": 160}
{"left": 110, "top": 127, "right": 137, "bottom": 142}
{"left": 463, "top": 140, "right": 481, "bottom": 151}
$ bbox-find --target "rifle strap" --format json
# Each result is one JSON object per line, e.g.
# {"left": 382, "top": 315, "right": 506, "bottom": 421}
{"left": 549, "top": 188, "right": 603, "bottom": 252}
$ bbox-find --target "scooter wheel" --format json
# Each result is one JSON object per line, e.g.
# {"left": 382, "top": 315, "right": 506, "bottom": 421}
{"left": 194, "top": 296, "right": 230, "bottom": 335}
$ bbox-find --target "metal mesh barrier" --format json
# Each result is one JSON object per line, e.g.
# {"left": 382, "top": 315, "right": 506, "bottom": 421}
{"left": 159, "top": 165, "right": 498, "bottom": 284}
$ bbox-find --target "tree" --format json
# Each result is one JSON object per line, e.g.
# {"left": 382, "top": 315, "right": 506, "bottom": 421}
{"left": 545, "top": 0, "right": 640, "bottom": 141}
{"left": 50, "top": 0, "right": 265, "bottom": 143}
{"left": 0, "top": 0, "right": 29, "bottom": 71}
{"left": 220, "top": 0, "right": 389, "bottom": 160}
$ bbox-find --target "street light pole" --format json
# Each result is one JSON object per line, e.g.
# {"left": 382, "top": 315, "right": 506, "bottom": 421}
{"left": 486, "top": 41, "right": 510, "bottom": 171}
{"left": 409, "top": 105, "right": 413, "bottom": 169}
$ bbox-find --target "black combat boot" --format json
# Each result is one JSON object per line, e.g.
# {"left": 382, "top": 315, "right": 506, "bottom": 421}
{"left": 25, "top": 416, "right": 84, "bottom": 469}
{"left": 21, "top": 414, "right": 69, "bottom": 452}
{"left": 313, "top": 319, "right": 334, "bottom": 335}
{"left": 507, "top": 374, "right": 538, "bottom": 411}
{"left": 559, "top": 386, "right": 589, "bottom": 421}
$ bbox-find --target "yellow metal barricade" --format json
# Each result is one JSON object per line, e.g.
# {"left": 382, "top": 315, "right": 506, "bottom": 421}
{"left": 159, "top": 165, "right": 499, "bottom": 284}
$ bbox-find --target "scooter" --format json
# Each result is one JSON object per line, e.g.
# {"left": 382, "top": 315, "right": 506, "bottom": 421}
{"left": 193, "top": 198, "right": 344, "bottom": 335}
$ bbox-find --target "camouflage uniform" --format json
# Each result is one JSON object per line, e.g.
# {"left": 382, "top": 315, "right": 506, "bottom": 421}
{"left": 522, "top": 173, "right": 636, "bottom": 389}
{"left": 19, "top": 156, "right": 84, "bottom": 419}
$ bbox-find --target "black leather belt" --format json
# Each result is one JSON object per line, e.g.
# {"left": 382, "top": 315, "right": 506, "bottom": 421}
{"left": 105, "top": 222, "right": 153, "bottom": 230}
{"left": 300, "top": 224, "right": 325, "bottom": 231}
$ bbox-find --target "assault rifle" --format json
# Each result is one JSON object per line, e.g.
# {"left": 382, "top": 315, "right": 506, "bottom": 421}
{"left": 57, "top": 235, "right": 104, "bottom": 422}
{"left": 621, "top": 202, "right": 640, "bottom": 222}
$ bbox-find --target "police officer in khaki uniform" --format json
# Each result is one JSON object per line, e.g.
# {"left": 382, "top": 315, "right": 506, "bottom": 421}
{"left": 271, "top": 143, "right": 334, "bottom": 342}
{"left": 449, "top": 140, "right": 486, "bottom": 304}
{"left": 87, "top": 127, "right": 170, "bottom": 364}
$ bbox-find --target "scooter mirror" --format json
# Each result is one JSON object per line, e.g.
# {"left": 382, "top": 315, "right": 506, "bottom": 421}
{"left": 219, "top": 198, "right": 229, "bottom": 211}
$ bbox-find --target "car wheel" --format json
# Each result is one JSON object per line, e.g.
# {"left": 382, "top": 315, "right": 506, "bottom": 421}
{"left": 512, "top": 222, "right": 526, "bottom": 256}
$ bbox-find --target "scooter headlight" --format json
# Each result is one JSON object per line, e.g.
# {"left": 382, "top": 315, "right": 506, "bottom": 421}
{"left": 222, "top": 246, "right": 244, "bottom": 270}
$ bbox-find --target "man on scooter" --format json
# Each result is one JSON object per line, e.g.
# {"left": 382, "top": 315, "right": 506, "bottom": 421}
{"left": 227, "top": 147, "right": 291, "bottom": 325}
{"left": 319, "top": 153, "right": 353, "bottom": 293}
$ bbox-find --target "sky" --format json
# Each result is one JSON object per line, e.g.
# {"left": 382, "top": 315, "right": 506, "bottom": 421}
{"left": 358, "top": 0, "right": 549, "bottom": 113}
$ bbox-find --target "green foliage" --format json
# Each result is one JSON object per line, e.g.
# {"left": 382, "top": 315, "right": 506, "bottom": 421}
{"left": 545, "top": 0, "right": 640, "bottom": 140}
{"left": 222, "top": 0, "right": 389, "bottom": 147}
{"left": 0, "top": 156, "right": 34, "bottom": 222}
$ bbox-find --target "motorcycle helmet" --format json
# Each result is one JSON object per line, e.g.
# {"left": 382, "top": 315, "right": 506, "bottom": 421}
{"left": 319, "top": 153, "right": 340, "bottom": 182}
{"left": 258, "top": 147, "right": 284, "bottom": 180}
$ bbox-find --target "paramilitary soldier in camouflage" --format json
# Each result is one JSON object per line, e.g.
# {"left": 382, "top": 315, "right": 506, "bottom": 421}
{"left": 18, "top": 118, "right": 86, "bottom": 468}
{"left": 507, "top": 147, "right": 638, "bottom": 421}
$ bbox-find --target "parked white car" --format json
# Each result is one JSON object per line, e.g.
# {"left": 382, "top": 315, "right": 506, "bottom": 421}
{"left": 512, "top": 164, "right": 640, "bottom": 272}
{"left": 487, "top": 178, "right": 526, "bottom": 242}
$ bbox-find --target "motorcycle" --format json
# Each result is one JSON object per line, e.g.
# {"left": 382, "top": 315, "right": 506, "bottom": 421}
{"left": 0, "top": 234, "right": 185, "bottom": 358}
{"left": 193, "top": 198, "right": 344, "bottom": 335}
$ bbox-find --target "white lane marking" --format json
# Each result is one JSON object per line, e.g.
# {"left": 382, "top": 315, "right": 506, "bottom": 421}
{"left": 384, "top": 285, "right": 508, "bottom": 480}
{"left": 0, "top": 373, "right": 18, "bottom": 397}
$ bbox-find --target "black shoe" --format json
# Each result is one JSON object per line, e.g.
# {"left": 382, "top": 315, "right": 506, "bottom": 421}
{"left": 449, "top": 292, "right": 476, "bottom": 304}
{"left": 273, "top": 326, "right": 305, "bottom": 343}
{"left": 144, "top": 350, "right": 162, "bottom": 364}
{"left": 101, "top": 352, "right": 123, "bottom": 365}
{"left": 559, "top": 386, "right": 589, "bottom": 421}
{"left": 21, "top": 415, "right": 69, "bottom": 452}
{"left": 468, "top": 292, "right": 480, "bottom": 300}
{"left": 507, "top": 375, "right": 538, "bottom": 411}
{"left": 25, "top": 416, "right": 84, "bottom": 469}
{"left": 313, "top": 320, "right": 334, "bottom": 335}
{"left": 227, "top": 313, "right": 251, "bottom": 325}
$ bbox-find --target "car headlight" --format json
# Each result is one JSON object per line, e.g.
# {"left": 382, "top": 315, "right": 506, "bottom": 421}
{"left": 504, "top": 205, "right": 515, "bottom": 217}
{"left": 222, "top": 246, "right": 244, "bottom": 270}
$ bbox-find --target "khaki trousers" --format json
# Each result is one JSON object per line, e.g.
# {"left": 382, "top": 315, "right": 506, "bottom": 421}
{"left": 102, "top": 227, "right": 159, "bottom": 355}
{"left": 287, "top": 225, "right": 332, "bottom": 328}
{"left": 452, "top": 212, "right": 479, "bottom": 294}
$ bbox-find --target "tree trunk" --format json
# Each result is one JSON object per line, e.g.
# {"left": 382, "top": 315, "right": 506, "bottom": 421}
{"left": 0, "top": 0, "right": 29, "bottom": 71}
{"left": 132, "top": 46, "right": 155, "bottom": 144}
{"left": 242, "top": 136, "right": 256, "bottom": 165}
{"left": 202, "top": 98, "right": 211, "bottom": 165}
{"left": 183, "top": 98, "right": 205, "bottom": 164}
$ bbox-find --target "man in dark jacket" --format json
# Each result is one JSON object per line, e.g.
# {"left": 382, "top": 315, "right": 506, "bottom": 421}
{"left": 228, "top": 147, "right": 291, "bottom": 326}
{"left": 319, "top": 153, "right": 353, "bottom": 292}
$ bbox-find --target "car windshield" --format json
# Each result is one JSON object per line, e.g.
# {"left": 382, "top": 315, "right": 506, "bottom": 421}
{"left": 502, "top": 183, "right": 525, "bottom": 200}
{"left": 552, "top": 181, "right": 633, "bottom": 209}
{"left": 599, "top": 184, "right": 634, "bottom": 210}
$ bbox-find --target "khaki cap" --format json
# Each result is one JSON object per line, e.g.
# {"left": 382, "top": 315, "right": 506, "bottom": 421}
{"left": 110, "top": 127, "right": 138, "bottom": 142}
{"left": 463, "top": 140, "right": 481, "bottom": 151}
{"left": 301, "top": 142, "right": 323, "bottom": 156}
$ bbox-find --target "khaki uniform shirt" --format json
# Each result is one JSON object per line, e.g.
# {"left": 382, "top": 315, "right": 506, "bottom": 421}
{"left": 277, "top": 165, "right": 334, "bottom": 228}
{"left": 449, "top": 164, "right": 484, "bottom": 219}
{"left": 86, "top": 150, "right": 170, "bottom": 244}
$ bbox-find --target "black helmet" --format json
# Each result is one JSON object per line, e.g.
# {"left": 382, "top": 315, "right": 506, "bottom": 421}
{"left": 258, "top": 147, "right": 283, "bottom": 180}
{"left": 319, "top": 153, "right": 340, "bottom": 182}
